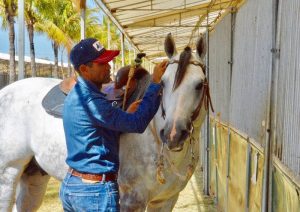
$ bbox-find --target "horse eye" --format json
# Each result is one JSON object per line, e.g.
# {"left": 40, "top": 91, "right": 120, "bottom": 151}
{"left": 195, "top": 82, "right": 203, "bottom": 90}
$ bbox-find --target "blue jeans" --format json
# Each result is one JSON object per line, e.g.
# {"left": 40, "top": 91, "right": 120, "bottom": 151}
{"left": 59, "top": 173, "right": 120, "bottom": 212}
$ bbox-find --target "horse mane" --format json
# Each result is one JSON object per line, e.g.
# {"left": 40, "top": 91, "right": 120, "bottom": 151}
{"left": 173, "top": 46, "right": 192, "bottom": 90}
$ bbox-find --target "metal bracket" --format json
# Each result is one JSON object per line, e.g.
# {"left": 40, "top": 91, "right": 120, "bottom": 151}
{"left": 271, "top": 48, "right": 280, "bottom": 54}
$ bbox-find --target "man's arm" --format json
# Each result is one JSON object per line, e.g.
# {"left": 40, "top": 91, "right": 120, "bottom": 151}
{"left": 87, "top": 61, "right": 168, "bottom": 133}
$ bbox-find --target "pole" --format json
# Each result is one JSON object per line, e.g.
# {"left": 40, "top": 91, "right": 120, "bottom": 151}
{"left": 121, "top": 33, "right": 125, "bottom": 66}
{"left": 80, "top": 8, "right": 86, "bottom": 39}
{"left": 18, "top": 0, "right": 25, "bottom": 80}
{"left": 204, "top": 9, "right": 210, "bottom": 195}
{"left": 107, "top": 19, "right": 111, "bottom": 49}
{"left": 262, "top": 0, "right": 281, "bottom": 211}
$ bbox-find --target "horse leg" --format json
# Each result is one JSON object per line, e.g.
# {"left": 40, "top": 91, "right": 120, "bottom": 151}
{"left": 147, "top": 194, "right": 179, "bottom": 212}
{"left": 15, "top": 170, "right": 50, "bottom": 211}
{"left": 119, "top": 185, "right": 148, "bottom": 212}
{"left": 0, "top": 160, "right": 30, "bottom": 212}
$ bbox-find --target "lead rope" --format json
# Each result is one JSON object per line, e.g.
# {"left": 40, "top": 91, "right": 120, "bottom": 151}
{"left": 149, "top": 121, "right": 167, "bottom": 184}
{"left": 186, "top": 122, "right": 196, "bottom": 179}
{"left": 150, "top": 121, "right": 197, "bottom": 184}
{"left": 122, "top": 63, "right": 135, "bottom": 110}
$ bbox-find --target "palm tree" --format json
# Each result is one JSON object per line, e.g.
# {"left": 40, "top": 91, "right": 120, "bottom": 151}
{"left": 0, "top": 0, "right": 17, "bottom": 83}
{"left": 35, "top": 0, "right": 74, "bottom": 78}
{"left": 25, "top": 0, "right": 38, "bottom": 77}
{"left": 57, "top": 2, "right": 81, "bottom": 78}
{"left": 35, "top": 1, "right": 105, "bottom": 78}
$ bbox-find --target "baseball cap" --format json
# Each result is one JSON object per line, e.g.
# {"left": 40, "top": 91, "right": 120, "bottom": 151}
{"left": 70, "top": 38, "right": 120, "bottom": 70}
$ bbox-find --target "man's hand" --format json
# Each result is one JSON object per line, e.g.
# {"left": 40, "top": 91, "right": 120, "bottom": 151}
{"left": 126, "top": 100, "right": 142, "bottom": 113}
{"left": 152, "top": 60, "right": 168, "bottom": 84}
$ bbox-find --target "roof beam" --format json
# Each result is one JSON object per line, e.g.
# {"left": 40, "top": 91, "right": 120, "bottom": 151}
{"left": 135, "top": 41, "right": 191, "bottom": 45}
{"left": 94, "top": 0, "right": 140, "bottom": 52}
{"left": 127, "top": 26, "right": 194, "bottom": 37}
{"left": 112, "top": 8, "right": 214, "bottom": 12}
{"left": 131, "top": 35, "right": 198, "bottom": 40}
{"left": 125, "top": 24, "right": 209, "bottom": 28}
{"left": 109, "top": 0, "right": 194, "bottom": 11}
{"left": 187, "top": 14, "right": 208, "bottom": 45}
{"left": 141, "top": 42, "right": 188, "bottom": 51}
{"left": 121, "top": 0, "right": 233, "bottom": 26}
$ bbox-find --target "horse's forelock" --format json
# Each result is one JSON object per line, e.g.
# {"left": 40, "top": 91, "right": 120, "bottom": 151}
{"left": 172, "top": 46, "right": 192, "bottom": 91}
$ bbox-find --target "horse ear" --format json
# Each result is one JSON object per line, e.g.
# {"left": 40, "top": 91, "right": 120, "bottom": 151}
{"left": 196, "top": 34, "right": 206, "bottom": 60}
{"left": 164, "top": 33, "right": 177, "bottom": 58}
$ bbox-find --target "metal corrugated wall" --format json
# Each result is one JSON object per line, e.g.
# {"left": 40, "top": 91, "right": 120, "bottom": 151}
{"left": 275, "top": 0, "right": 300, "bottom": 176}
{"left": 209, "top": 15, "right": 232, "bottom": 122}
{"left": 208, "top": 0, "right": 299, "bottom": 176}
{"left": 229, "top": 0, "right": 273, "bottom": 145}
{"left": 206, "top": 0, "right": 300, "bottom": 207}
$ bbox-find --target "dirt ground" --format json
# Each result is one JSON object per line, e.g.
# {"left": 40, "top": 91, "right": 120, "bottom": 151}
{"left": 173, "top": 168, "right": 216, "bottom": 212}
{"left": 38, "top": 168, "right": 216, "bottom": 212}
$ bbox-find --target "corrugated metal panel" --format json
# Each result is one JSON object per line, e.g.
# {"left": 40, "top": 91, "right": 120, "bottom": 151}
{"left": 229, "top": 0, "right": 273, "bottom": 145}
{"left": 209, "top": 15, "right": 231, "bottom": 122}
{"left": 275, "top": 0, "right": 300, "bottom": 176}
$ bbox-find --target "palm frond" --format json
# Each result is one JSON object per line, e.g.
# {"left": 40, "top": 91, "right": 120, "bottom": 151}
{"left": 35, "top": 20, "right": 73, "bottom": 52}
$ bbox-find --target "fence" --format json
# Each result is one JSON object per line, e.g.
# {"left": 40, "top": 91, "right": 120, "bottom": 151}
{"left": 208, "top": 118, "right": 300, "bottom": 211}
{"left": 0, "top": 58, "right": 71, "bottom": 89}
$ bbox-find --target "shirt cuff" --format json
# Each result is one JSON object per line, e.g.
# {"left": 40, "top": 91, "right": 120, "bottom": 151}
{"left": 148, "top": 82, "right": 161, "bottom": 93}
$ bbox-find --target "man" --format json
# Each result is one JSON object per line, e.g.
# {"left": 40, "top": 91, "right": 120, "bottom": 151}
{"left": 59, "top": 38, "right": 167, "bottom": 212}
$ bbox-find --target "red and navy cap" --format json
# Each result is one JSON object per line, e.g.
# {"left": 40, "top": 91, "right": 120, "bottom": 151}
{"left": 70, "top": 38, "right": 120, "bottom": 70}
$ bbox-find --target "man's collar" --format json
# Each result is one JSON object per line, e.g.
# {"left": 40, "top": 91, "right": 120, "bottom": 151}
{"left": 77, "top": 76, "right": 105, "bottom": 96}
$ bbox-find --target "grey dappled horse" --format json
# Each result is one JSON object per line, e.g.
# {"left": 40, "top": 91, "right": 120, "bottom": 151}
{"left": 0, "top": 33, "right": 210, "bottom": 211}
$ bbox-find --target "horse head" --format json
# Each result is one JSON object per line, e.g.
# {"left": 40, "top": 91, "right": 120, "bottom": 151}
{"left": 159, "top": 33, "right": 209, "bottom": 152}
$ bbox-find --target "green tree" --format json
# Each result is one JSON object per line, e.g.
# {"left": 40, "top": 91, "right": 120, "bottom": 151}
{"left": 35, "top": 0, "right": 74, "bottom": 78}
{"left": 0, "top": 0, "right": 17, "bottom": 83}
{"left": 25, "top": 0, "right": 39, "bottom": 77}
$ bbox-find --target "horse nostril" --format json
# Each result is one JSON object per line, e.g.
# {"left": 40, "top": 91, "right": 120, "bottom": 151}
{"left": 160, "top": 129, "right": 168, "bottom": 144}
{"left": 180, "top": 130, "right": 189, "bottom": 141}
{"left": 160, "top": 129, "right": 166, "bottom": 140}
{"left": 187, "top": 122, "right": 192, "bottom": 131}
{"left": 160, "top": 129, "right": 164, "bottom": 137}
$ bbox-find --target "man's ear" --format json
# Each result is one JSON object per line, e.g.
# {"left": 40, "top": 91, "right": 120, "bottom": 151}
{"left": 78, "top": 64, "right": 87, "bottom": 74}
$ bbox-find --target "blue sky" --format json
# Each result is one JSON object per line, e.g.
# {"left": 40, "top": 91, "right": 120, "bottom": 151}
{"left": 0, "top": 0, "right": 103, "bottom": 63}
{"left": 0, "top": 22, "right": 60, "bottom": 61}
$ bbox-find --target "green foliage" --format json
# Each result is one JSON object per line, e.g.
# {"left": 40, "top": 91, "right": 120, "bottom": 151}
{"left": 0, "top": 0, "right": 17, "bottom": 29}
{"left": 0, "top": 0, "right": 140, "bottom": 69}
{"left": 34, "top": 0, "right": 78, "bottom": 51}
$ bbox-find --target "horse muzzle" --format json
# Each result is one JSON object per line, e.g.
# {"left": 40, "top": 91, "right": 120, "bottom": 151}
{"left": 160, "top": 123, "right": 190, "bottom": 152}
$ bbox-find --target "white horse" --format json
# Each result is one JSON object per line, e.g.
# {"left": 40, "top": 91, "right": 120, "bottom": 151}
{"left": 0, "top": 33, "right": 211, "bottom": 212}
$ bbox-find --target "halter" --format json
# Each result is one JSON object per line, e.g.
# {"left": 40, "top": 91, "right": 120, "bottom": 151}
{"left": 160, "top": 59, "right": 214, "bottom": 122}
{"left": 168, "top": 59, "right": 206, "bottom": 72}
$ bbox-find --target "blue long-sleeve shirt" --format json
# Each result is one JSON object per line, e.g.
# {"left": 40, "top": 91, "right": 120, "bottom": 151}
{"left": 63, "top": 76, "right": 161, "bottom": 174}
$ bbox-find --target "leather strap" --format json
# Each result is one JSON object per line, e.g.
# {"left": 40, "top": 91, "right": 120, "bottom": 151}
{"left": 68, "top": 168, "right": 118, "bottom": 182}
